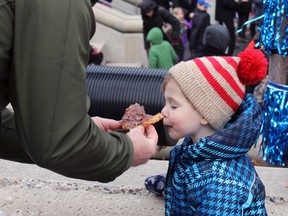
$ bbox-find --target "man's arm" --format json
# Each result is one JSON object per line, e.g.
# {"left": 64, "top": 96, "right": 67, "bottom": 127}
{"left": 10, "top": 0, "right": 133, "bottom": 182}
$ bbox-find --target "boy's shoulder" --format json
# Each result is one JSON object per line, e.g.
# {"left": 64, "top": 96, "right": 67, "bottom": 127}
{"left": 194, "top": 9, "right": 209, "bottom": 17}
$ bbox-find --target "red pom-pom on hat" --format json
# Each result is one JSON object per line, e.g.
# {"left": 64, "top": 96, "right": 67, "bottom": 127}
{"left": 237, "top": 49, "right": 268, "bottom": 85}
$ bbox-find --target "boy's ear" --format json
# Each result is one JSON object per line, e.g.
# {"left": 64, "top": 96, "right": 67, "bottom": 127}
{"left": 200, "top": 117, "right": 209, "bottom": 126}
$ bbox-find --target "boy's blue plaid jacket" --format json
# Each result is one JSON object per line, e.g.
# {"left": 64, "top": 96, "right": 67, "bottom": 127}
{"left": 165, "top": 94, "right": 267, "bottom": 215}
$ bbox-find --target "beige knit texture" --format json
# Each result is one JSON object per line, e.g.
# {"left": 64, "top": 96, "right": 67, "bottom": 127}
{"left": 169, "top": 57, "right": 245, "bottom": 131}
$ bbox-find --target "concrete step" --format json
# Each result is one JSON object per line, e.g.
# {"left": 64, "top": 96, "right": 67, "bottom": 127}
{"left": 0, "top": 159, "right": 287, "bottom": 215}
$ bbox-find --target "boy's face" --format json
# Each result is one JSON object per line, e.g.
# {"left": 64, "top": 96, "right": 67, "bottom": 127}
{"left": 161, "top": 79, "right": 207, "bottom": 141}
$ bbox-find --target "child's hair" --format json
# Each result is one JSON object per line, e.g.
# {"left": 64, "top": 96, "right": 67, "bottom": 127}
{"left": 161, "top": 73, "right": 174, "bottom": 92}
{"left": 166, "top": 49, "right": 268, "bottom": 130}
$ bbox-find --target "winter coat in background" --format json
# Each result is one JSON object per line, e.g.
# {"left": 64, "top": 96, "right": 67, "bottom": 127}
{"left": 215, "top": 0, "right": 239, "bottom": 22}
{"left": 189, "top": 7, "right": 210, "bottom": 58}
{"left": 165, "top": 94, "right": 267, "bottom": 216}
{"left": 146, "top": 27, "right": 178, "bottom": 69}
{"left": 237, "top": 0, "right": 252, "bottom": 14}
{"left": 179, "top": 19, "right": 192, "bottom": 48}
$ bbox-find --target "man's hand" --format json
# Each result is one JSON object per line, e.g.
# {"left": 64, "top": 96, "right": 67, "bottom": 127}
{"left": 127, "top": 125, "right": 158, "bottom": 166}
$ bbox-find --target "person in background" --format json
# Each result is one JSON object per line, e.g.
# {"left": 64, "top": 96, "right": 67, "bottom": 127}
{"left": 215, "top": 0, "right": 242, "bottom": 55}
{"left": 202, "top": 24, "right": 230, "bottom": 56}
{"left": 249, "top": 0, "right": 264, "bottom": 39}
{"left": 189, "top": 0, "right": 211, "bottom": 59}
{"left": 146, "top": 27, "right": 178, "bottom": 69}
{"left": 0, "top": 0, "right": 158, "bottom": 182}
{"left": 138, "top": 0, "right": 182, "bottom": 61}
{"left": 237, "top": 0, "right": 252, "bottom": 42}
{"left": 146, "top": 48, "right": 268, "bottom": 215}
{"left": 172, "top": 7, "right": 192, "bottom": 61}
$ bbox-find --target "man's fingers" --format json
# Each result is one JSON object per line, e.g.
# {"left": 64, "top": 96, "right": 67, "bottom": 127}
{"left": 145, "top": 125, "right": 158, "bottom": 143}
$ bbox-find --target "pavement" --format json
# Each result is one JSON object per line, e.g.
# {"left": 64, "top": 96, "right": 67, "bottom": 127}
{"left": 0, "top": 159, "right": 287, "bottom": 216}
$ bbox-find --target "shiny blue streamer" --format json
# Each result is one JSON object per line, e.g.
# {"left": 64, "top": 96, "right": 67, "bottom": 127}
{"left": 261, "top": 81, "right": 288, "bottom": 166}
{"left": 237, "top": 14, "right": 265, "bottom": 34}
{"left": 259, "top": 0, "right": 288, "bottom": 57}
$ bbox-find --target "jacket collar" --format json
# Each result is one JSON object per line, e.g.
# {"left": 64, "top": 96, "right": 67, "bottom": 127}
{"left": 175, "top": 94, "right": 263, "bottom": 161}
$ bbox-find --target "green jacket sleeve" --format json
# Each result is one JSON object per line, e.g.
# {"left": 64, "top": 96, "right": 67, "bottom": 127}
{"left": 148, "top": 48, "right": 158, "bottom": 68}
{"left": 0, "top": 0, "right": 133, "bottom": 182}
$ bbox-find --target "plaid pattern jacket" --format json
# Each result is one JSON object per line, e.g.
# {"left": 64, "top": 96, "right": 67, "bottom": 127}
{"left": 165, "top": 94, "right": 267, "bottom": 216}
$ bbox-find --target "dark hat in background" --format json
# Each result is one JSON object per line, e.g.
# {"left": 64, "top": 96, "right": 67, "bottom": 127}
{"left": 138, "top": 0, "right": 157, "bottom": 13}
{"left": 203, "top": 24, "right": 230, "bottom": 53}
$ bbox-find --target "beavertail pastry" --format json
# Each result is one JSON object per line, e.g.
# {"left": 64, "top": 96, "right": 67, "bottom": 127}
{"left": 121, "top": 103, "right": 164, "bottom": 129}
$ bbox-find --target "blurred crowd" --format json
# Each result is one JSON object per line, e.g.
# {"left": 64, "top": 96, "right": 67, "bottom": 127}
{"left": 137, "top": 0, "right": 264, "bottom": 69}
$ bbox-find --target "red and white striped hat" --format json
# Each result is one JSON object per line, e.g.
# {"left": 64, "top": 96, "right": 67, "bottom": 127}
{"left": 169, "top": 49, "right": 268, "bottom": 130}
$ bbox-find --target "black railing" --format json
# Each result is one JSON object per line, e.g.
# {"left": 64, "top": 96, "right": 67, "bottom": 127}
{"left": 86, "top": 65, "right": 177, "bottom": 146}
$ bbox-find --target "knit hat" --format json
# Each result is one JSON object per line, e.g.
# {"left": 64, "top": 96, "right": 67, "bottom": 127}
{"left": 169, "top": 49, "right": 268, "bottom": 130}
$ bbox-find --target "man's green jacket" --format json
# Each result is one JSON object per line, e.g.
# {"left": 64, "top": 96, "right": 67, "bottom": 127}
{"left": 0, "top": 0, "right": 133, "bottom": 182}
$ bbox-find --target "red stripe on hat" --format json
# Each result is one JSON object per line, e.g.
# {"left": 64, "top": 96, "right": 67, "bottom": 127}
{"left": 194, "top": 58, "right": 240, "bottom": 112}
{"left": 207, "top": 57, "right": 245, "bottom": 99}
{"left": 224, "top": 57, "right": 239, "bottom": 71}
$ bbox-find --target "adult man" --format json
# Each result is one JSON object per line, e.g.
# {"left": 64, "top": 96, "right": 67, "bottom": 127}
{"left": 0, "top": 0, "right": 158, "bottom": 182}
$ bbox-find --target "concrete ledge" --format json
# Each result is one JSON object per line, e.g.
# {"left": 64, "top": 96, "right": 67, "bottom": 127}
{"left": 105, "top": 62, "right": 142, "bottom": 67}
{"left": 0, "top": 159, "right": 287, "bottom": 215}
{"left": 93, "top": 3, "right": 142, "bottom": 33}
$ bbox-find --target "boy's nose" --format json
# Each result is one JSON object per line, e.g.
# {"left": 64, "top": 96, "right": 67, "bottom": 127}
{"left": 161, "top": 106, "right": 167, "bottom": 117}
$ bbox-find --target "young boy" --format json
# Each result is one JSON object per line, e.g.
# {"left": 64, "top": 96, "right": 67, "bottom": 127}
{"left": 146, "top": 27, "right": 178, "bottom": 69}
{"left": 145, "top": 48, "right": 268, "bottom": 215}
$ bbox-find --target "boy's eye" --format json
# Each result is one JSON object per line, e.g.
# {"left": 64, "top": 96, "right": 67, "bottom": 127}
{"left": 171, "top": 105, "right": 177, "bottom": 109}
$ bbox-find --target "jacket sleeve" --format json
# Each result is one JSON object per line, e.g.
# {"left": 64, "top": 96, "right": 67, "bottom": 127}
{"left": 159, "top": 7, "right": 180, "bottom": 42}
{"left": 9, "top": 0, "right": 133, "bottom": 182}
{"left": 189, "top": 16, "right": 200, "bottom": 49}
{"left": 148, "top": 48, "right": 158, "bottom": 68}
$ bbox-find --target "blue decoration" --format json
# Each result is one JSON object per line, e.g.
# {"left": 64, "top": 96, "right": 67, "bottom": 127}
{"left": 237, "top": 14, "right": 264, "bottom": 34}
{"left": 261, "top": 81, "right": 288, "bottom": 166}
{"left": 259, "top": 0, "right": 288, "bottom": 57}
